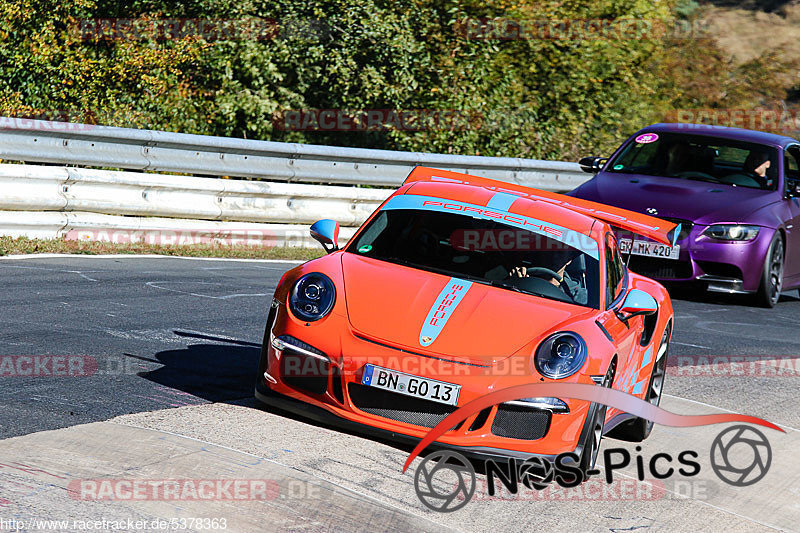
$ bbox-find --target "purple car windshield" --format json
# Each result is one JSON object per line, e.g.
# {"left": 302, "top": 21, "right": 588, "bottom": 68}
{"left": 606, "top": 132, "right": 779, "bottom": 191}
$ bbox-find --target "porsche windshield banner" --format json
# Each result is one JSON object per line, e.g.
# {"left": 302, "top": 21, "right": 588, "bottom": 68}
{"left": 381, "top": 194, "right": 600, "bottom": 260}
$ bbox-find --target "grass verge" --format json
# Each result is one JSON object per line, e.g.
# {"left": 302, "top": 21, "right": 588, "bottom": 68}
{"left": 0, "top": 236, "right": 324, "bottom": 261}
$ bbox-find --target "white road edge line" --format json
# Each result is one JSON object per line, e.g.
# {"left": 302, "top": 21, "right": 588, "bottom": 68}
{"left": 663, "top": 393, "right": 799, "bottom": 433}
{"left": 670, "top": 341, "right": 712, "bottom": 350}
{"left": 609, "top": 469, "right": 784, "bottom": 532}
{"left": 0, "top": 253, "right": 306, "bottom": 264}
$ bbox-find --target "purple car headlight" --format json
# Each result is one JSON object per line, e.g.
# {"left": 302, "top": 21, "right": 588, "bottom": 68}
{"left": 703, "top": 224, "right": 760, "bottom": 241}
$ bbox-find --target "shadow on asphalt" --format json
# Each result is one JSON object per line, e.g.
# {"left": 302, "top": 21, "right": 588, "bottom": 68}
{"left": 663, "top": 283, "right": 800, "bottom": 307}
{"left": 138, "top": 331, "right": 458, "bottom": 469}
{"left": 137, "top": 341, "right": 260, "bottom": 403}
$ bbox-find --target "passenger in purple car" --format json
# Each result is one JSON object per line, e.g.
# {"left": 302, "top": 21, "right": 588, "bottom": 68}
{"left": 663, "top": 141, "right": 691, "bottom": 176}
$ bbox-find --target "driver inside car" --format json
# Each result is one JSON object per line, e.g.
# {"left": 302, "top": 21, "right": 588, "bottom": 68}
{"left": 507, "top": 251, "right": 588, "bottom": 304}
{"left": 743, "top": 150, "right": 773, "bottom": 188}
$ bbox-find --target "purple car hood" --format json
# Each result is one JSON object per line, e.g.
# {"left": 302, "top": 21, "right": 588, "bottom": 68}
{"left": 574, "top": 173, "right": 779, "bottom": 226}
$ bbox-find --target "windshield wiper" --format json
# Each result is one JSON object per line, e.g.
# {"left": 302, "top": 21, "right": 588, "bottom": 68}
{"left": 682, "top": 176, "right": 720, "bottom": 184}
{"left": 484, "top": 279, "right": 524, "bottom": 293}
{"left": 379, "top": 255, "right": 576, "bottom": 303}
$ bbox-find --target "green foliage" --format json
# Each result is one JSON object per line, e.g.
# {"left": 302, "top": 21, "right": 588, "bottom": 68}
{"left": 0, "top": 0, "right": 207, "bottom": 131}
{"left": 674, "top": 0, "right": 701, "bottom": 19}
{"left": 1, "top": 0, "right": 780, "bottom": 162}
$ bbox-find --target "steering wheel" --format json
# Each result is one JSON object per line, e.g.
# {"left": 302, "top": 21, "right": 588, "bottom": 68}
{"left": 523, "top": 267, "right": 563, "bottom": 282}
{"left": 510, "top": 267, "right": 577, "bottom": 301}
{"left": 718, "top": 173, "right": 762, "bottom": 189}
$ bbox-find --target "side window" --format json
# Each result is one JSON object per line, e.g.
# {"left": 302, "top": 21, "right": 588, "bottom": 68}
{"left": 785, "top": 146, "right": 800, "bottom": 181}
{"left": 605, "top": 233, "right": 626, "bottom": 306}
{"left": 785, "top": 147, "right": 800, "bottom": 198}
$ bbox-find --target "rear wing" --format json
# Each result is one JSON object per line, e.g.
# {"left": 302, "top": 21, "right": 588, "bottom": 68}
{"left": 404, "top": 166, "right": 680, "bottom": 246}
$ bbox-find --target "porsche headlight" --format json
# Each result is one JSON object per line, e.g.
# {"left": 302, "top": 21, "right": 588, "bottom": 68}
{"left": 703, "top": 224, "right": 759, "bottom": 241}
{"left": 289, "top": 273, "right": 336, "bottom": 322}
{"left": 534, "top": 332, "right": 587, "bottom": 379}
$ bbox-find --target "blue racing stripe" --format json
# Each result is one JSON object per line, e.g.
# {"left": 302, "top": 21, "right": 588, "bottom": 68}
{"left": 419, "top": 278, "right": 473, "bottom": 347}
{"left": 641, "top": 346, "right": 653, "bottom": 368}
{"left": 486, "top": 192, "right": 518, "bottom": 211}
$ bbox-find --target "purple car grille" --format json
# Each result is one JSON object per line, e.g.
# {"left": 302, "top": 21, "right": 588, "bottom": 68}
{"left": 659, "top": 217, "right": 694, "bottom": 241}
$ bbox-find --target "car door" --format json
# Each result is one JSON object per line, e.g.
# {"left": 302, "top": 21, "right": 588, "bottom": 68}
{"left": 782, "top": 145, "right": 800, "bottom": 280}
{"left": 597, "top": 233, "right": 641, "bottom": 392}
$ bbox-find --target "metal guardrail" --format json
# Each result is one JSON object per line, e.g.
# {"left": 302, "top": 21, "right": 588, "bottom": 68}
{"left": 0, "top": 117, "right": 590, "bottom": 246}
{"left": 0, "top": 164, "right": 380, "bottom": 246}
{"left": 0, "top": 117, "right": 588, "bottom": 189}
{"left": 0, "top": 164, "right": 389, "bottom": 225}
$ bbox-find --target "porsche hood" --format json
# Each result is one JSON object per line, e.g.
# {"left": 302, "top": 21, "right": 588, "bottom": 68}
{"left": 340, "top": 253, "right": 589, "bottom": 366}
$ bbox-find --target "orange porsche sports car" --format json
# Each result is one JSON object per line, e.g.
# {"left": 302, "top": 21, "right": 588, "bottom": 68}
{"left": 255, "top": 166, "right": 677, "bottom": 472}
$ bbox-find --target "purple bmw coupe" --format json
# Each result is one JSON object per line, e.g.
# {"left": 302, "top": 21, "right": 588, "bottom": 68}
{"left": 571, "top": 123, "right": 800, "bottom": 307}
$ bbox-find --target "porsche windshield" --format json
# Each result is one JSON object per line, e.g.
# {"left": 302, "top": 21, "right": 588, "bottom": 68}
{"left": 347, "top": 208, "right": 600, "bottom": 308}
{"left": 607, "top": 132, "right": 779, "bottom": 190}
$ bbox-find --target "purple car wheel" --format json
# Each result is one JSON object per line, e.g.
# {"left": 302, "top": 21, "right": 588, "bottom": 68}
{"left": 756, "top": 235, "right": 784, "bottom": 308}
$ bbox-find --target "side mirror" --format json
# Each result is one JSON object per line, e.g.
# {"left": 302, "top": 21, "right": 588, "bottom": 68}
{"left": 310, "top": 219, "right": 340, "bottom": 253}
{"left": 579, "top": 156, "right": 608, "bottom": 174}
{"left": 616, "top": 289, "right": 657, "bottom": 321}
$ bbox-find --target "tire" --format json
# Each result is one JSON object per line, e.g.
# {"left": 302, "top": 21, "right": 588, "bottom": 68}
{"left": 577, "top": 360, "right": 615, "bottom": 477}
{"left": 756, "top": 234, "right": 785, "bottom": 308}
{"left": 608, "top": 325, "right": 669, "bottom": 442}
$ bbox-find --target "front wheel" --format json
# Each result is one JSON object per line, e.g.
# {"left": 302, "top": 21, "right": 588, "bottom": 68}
{"left": 608, "top": 324, "right": 669, "bottom": 442}
{"left": 756, "top": 234, "right": 784, "bottom": 308}
{"left": 578, "top": 360, "right": 615, "bottom": 477}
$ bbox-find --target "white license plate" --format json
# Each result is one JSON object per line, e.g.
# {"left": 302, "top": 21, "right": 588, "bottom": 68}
{"left": 620, "top": 239, "right": 680, "bottom": 260}
{"left": 361, "top": 365, "right": 460, "bottom": 406}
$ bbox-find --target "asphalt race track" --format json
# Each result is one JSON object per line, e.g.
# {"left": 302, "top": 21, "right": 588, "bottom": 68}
{"left": 1, "top": 255, "right": 798, "bottom": 532}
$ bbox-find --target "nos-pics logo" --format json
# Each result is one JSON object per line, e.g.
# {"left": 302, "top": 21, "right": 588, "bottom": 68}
{"left": 413, "top": 424, "right": 772, "bottom": 512}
